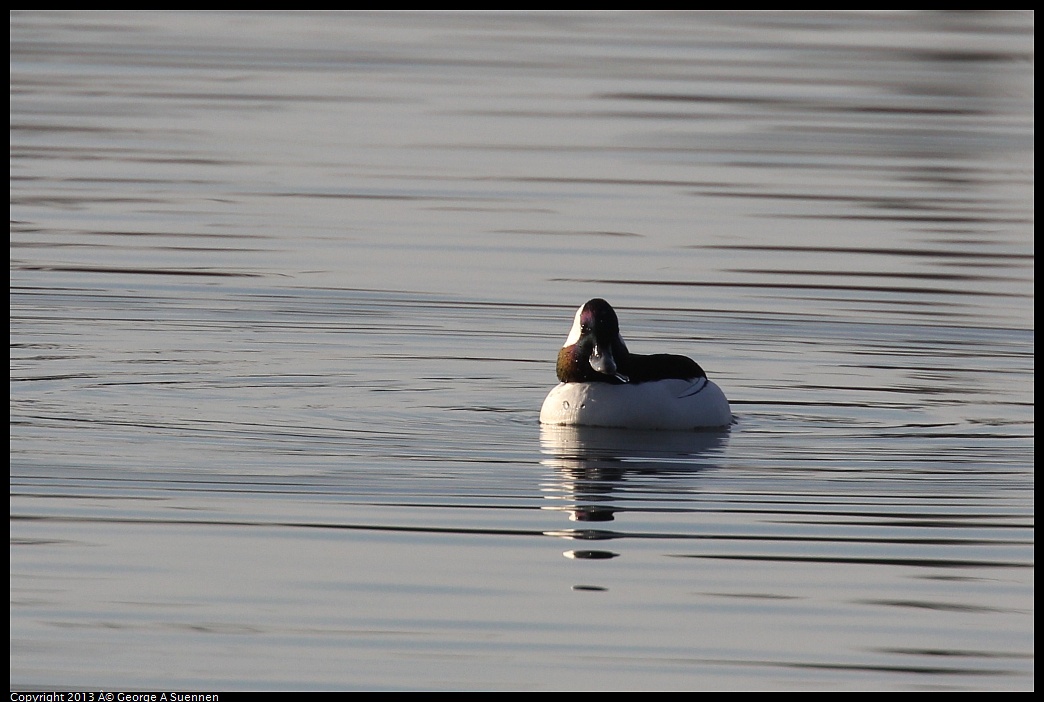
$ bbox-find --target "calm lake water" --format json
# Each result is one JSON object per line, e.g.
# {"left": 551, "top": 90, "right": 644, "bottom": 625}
{"left": 10, "top": 11, "right": 1034, "bottom": 691}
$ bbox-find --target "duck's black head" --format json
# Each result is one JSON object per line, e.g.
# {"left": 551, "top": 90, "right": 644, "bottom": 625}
{"left": 556, "top": 298, "right": 630, "bottom": 383}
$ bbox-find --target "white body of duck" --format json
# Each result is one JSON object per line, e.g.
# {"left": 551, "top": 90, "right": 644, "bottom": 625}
{"left": 539, "top": 299, "right": 732, "bottom": 430}
{"left": 540, "top": 376, "right": 731, "bottom": 430}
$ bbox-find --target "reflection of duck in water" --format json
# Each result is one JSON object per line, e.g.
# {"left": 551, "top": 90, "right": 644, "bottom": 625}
{"left": 539, "top": 423, "right": 729, "bottom": 565}
{"left": 539, "top": 424, "right": 730, "bottom": 523}
{"left": 539, "top": 424, "right": 729, "bottom": 482}
{"left": 540, "top": 299, "right": 733, "bottom": 430}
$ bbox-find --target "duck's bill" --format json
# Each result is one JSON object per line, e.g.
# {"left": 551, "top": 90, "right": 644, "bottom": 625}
{"left": 590, "top": 343, "right": 628, "bottom": 382}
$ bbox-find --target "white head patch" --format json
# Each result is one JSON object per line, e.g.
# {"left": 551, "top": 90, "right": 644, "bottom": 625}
{"left": 563, "top": 303, "right": 585, "bottom": 347}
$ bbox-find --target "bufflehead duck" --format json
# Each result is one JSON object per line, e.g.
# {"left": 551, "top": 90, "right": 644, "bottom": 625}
{"left": 539, "top": 298, "right": 732, "bottom": 430}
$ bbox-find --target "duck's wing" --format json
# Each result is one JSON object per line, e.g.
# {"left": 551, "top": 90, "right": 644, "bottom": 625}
{"left": 675, "top": 376, "right": 710, "bottom": 398}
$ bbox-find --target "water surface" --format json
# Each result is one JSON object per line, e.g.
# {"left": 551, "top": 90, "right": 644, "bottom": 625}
{"left": 10, "top": 10, "right": 1034, "bottom": 691}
